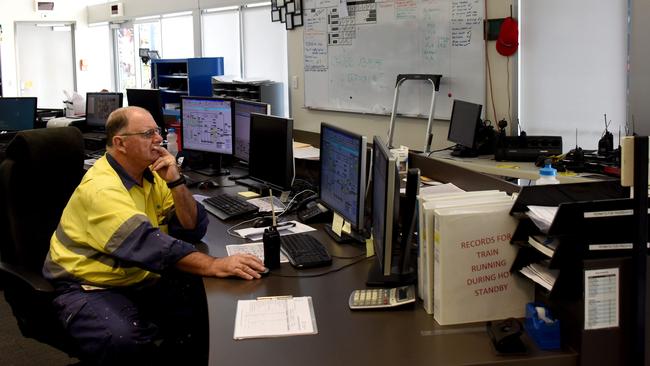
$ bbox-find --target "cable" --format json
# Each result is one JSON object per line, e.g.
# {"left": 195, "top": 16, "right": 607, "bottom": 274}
{"left": 270, "top": 255, "right": 373, "bottom": 278}
{"left": 506, "top": 56, "right": 512, "bottom": 125}
{"left": 485, "top": 0, "right": 498, "bottom": 124}
{"left": 426, "top": 146, "right": 454, "bottom": 157}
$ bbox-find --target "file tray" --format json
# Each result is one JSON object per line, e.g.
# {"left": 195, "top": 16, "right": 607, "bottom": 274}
{"left": 525, "top": 302, "right": 560, "bottom": 350}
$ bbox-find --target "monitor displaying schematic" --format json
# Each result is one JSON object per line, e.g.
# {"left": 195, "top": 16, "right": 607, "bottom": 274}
{"left": 180, "top": 96, "right": 233, "bottom": 155}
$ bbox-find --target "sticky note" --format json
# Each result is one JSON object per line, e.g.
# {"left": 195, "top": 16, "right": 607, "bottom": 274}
{"left": 238, "top": 191, "right": 260, "bottom": 198}
{"left": 342, "top": 221, "right": 352, "bottom": 235}
{"left": 331, "top": 212, "right": 344, "bottom": 237}
{"left": 365, "top": 235, "right": 374, "bottom": 257}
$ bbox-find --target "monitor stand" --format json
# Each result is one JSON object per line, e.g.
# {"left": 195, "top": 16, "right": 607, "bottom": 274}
{"left": 324, "top": 224, "right": 366, "bottom": 245}
{"left": 365, "top": 261, "right": 417, "bottom": 287}
{"left": 450, "top": 145, "right": 479, "bottom": 158}
{"left": 194, "top": 154, "right": 230, "bottom": 176}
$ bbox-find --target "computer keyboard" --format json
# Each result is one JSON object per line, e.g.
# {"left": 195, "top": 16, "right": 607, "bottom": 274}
{"left": 203, "top": 193, "right": 259, "bottom": 220}
{"left": 280, "top": 233, "right": 332, "bottom": 269}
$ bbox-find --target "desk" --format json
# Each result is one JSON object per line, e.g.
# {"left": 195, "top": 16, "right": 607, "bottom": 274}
{"left": 192, "top": 176, "right": 577, "bottom": 366}
{"left": 428, "top": 151, "right": 605, "bottom": 184}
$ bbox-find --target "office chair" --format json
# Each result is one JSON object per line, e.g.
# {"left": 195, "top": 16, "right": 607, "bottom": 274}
{"left": 0, "top": 126, "right": 85, "bottom": 356}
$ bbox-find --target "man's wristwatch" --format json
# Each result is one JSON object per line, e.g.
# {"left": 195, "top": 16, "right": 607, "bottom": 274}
{"left": 167, "top": 175, "right": 186, "bottom": 189}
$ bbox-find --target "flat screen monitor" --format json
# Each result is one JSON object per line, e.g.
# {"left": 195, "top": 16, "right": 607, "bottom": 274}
{"left": 126, "top": 88, "right": 166, "bottom": 133}
{"left": 319, "top": 123, "right": 367, "bottom": 241}
{"left": 86, "top": 92, "right": 123, "bottom": 130}
{"left": 371, "top": 136, "right": 400, "bottom": 278}
{"left": 447, "top": 99, "right": 482, "bottom": 157}
{"left": 180, "top": 96, "right": 233, "bottom": 176}
{"left": 0, "top": 97, "right": 37, "bottom": 132}
{"left": 248, "top": 113, "right": 294, "bottom": 191}
{"left": 233, "top": 99, "right": 270, "bottom": 163}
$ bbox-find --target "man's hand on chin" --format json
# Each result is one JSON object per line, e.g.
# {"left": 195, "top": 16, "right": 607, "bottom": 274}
{"left": 150, "top": 146, "right": 180, "bottom": 182}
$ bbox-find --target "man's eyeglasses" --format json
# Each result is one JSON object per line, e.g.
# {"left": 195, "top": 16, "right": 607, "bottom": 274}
{"left": 118, "top": 127, "right": 162, "bottom": 139}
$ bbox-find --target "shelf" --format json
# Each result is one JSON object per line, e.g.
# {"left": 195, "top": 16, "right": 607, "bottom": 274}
{"left": 159, "top": 75, "right": 188, "bottom": 79}
{"left": 160, "top": 89, "right": 188, "bottom": 94}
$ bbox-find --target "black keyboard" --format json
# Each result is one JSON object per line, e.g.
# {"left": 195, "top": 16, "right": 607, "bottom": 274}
{"left": 280, "top": 233, "right": 332, "bottom": 269}
{"left": 203, "top": 193, "right": 259, "bottom": 220}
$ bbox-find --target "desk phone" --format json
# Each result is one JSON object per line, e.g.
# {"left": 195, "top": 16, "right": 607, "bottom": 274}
{"left": 348, "top": 285, "right": 415, "bottom": 310}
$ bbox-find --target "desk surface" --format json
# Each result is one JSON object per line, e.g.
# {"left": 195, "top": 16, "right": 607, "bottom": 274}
{"left": 429, "top": 151, "right": 606, "bottom": 184}
{"left": 193, "top": 174, "right": 578, "bottom": 366}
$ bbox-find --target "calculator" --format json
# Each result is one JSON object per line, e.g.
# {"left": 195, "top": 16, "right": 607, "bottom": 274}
{"left": 348, "top": 285, "right": 416, "bottom": 310}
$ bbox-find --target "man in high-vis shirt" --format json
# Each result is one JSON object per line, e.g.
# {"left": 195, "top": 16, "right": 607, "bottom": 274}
{"left": 43, "top": 106, "right": 265, "bottom": 365}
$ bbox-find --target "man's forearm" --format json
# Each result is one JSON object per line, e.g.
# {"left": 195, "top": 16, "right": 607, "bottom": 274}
{"left": 170, "top": 185, "right": 198, "bottom": 229}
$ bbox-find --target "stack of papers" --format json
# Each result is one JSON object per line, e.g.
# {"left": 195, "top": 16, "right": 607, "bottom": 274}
{"left": 528, "top": 235, "right": 560, "bottom": 257}
{"left": 519, "top": 262, "right": 559, "bottom": 291}
{"left": 526, "top": 205, "right": 558, "bottom": 233}
{"left": 234, "top": 296, "right": 318, "bottom": 339}
{"left": 226, "top": 242, "right": 290, "bottom": 263}
{"left": 293, "top": 142, "right": 320, "bottom": 160}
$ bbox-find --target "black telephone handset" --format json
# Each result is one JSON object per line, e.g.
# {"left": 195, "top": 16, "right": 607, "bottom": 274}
{"left": 486, "top": 318, "right": 526, "bottom": 354}
{"left": 296, "top": 195, "right": 332, "bottom": 224}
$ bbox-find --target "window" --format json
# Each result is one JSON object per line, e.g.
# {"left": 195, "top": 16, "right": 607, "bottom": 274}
{"left": 134, "top": 21, "right": 161, "bottom": 88}
{"left": 161, "top": 13, "right": 194, "bottom": 59}
{"left": 518, "top": 0, "right": 626, "bottom": 151}
{"left": 202, "top": 9, "right": 242, "bottom": 78}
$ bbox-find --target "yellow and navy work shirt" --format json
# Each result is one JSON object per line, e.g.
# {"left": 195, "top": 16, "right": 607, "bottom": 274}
{"left": 43, "top": 154, "right": 208, "bottom": 288}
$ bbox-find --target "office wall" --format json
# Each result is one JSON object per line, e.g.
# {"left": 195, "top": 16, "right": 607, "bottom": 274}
{"left": 629, "top": 0, "right": 650, "bottom": 136}
{"left": 288, "top": 0, "right": 515, "bottom": 150}
{"left": 88, "top": 0, "right": 514, "bottom": 151}
{"left": 0, "top": 0, "right": 109, "bottom": 98}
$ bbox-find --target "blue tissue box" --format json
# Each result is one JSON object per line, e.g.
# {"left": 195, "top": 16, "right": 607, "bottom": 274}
{"left": 525, "top": 302, "right": 561, "bottom": 350}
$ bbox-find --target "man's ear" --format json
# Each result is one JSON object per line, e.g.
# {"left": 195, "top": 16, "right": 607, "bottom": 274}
{"left": 113, "top": 136, "right": 128, "bottom": 153}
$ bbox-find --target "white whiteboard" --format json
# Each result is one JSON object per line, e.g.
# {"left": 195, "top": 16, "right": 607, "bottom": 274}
{"left": 303, "top": 0, "right": 485, "bottom": 119}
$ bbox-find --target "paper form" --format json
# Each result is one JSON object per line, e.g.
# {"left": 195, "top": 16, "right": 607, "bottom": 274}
{"left": 584, "top": 268, "right": 619, "bottom": 330}
{"left": 234, "top": 296, "right": 318, "bottom": 339}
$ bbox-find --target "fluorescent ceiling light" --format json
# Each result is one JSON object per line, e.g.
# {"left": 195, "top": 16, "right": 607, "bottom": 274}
{"left": 35, "top": 23, "right": 67, "bottom": 27}
{"left": 162, "top": 11, "right": 193, "bottom": 18}
{"left": 135, "top": 15, "right": 160, "bottom": 21}
{"left": 246, "top": 2, "right": 271, "bottom": 8}
{"left": 88, "top": 21, "right": 109, "bottom": 27}
{"left": 203, "top": 6, "right": 239, "bottom": 14}
{"left": 52, "top": 26, "right": 72, "bottom": 32}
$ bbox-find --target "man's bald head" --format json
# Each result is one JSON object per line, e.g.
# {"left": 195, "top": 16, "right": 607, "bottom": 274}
{"left": 105, "top": 106, "right": 150, "bottom": 147}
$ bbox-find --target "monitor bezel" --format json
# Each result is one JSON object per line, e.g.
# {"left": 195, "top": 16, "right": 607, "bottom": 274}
{"left": 248, "top": 113, "right": 294, "bottom": 191}
{"left": 85, "top": 92, "right": 124, "bottom": 129}
{"left": 179, "top": 95, "right": 235, "bottom": 156}
{"left": 232, "top": 98, "right": 271, "bottom": 163}
{"left": 0, "top": 97, "right": 37, "bottom": 132}
{"left": 318, "top": 122, "right": 367, "bottom": 230}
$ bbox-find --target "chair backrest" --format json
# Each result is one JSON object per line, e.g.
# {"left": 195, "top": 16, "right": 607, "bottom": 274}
{"left": 0, "top": 127, "right": 85, "bottom": 272}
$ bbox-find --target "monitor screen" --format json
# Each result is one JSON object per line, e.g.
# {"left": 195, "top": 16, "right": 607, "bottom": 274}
{"left": 233, "top": 99, "right": 270, "bottom": 162}
{"left": 447, "top": 99, "right": 482, "bottom": 149}
{"left": 319, "top": 123, "right": 367, "bottom": 230}
{"left": 126, "top": 88, "right": 166, "bottom": 132}
{"left": 86, "top": 92, "right": 123, "bottom": 129}
{"left": 180, "top": 96, "right": 233, "bottom": 155}
{"left": 371, "top": 136, "right": 400, "bottom": 277}
{"left": 0, "top": 97, "right": 37, "bottom": 132}
{"left": 248, "top": 113, "right": 294, "bottom": 191}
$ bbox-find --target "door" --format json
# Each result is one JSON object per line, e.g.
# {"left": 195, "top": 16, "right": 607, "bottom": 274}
{"left": 15, "top": 22, "right": 76, "bottom": 108}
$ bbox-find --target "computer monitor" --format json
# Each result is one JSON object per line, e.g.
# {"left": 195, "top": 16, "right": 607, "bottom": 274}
{"left": 248, "top": 113, "right": 294, "bottom": 191}
{"left": 367, "top": 136, "right": 417, "bottom": 286}
{"left": 319, "top": 123, "right": 367, "bottom": 243}
{"left": 447, "top": 99, "right": 483, "bottom": 157}
{"left": 0, "top": 97, "right": 37, "bottom": 132}
{"left": 180, "top": 96, "right": 234, "bottom": 176}
{"left": 126, "top": 88, "right": 166, "bottom": 137}
{"left": 86, "top": 92, "right": 123, "bottom": 130}
{"left": 233, "top": 99, "right": 271, "bottom": 163}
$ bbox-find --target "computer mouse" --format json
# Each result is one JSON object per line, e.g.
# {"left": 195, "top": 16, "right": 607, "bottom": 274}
{"left": 198, "top": 180, "right": 220, "bottom": 189}
{"left": 252, "top": 216, "right": 274, "bottom": 228}
{"left": 258, "top": 267, "right": 270, "bottom": 277}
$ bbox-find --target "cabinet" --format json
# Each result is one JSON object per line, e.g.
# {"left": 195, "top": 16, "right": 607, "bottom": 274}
{"left": 212, "top": 79, "right": 284, "bottom": 117}
{"left": 509, "top": 182, "right": 634, "bottom": 366}
{"left": 151, "top": 57, "right": 224, "bottom": 118}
